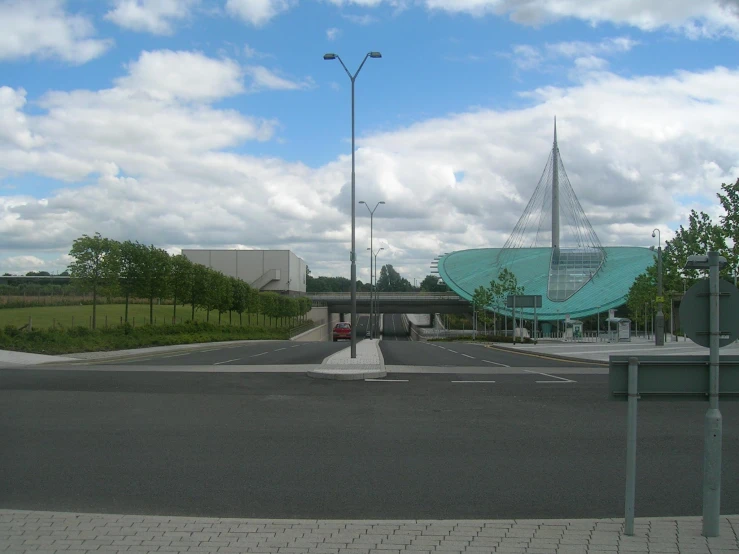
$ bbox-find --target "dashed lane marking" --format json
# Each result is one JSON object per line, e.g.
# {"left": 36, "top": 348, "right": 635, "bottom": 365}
{"left": 213, "top": 358, "right": 241, "bottom": 365}
{"left": 250, "top": 352, "right": 269, "bottom": 357}
{"left": 523, "top": 369, "right": 576, "bottom": 383}
{"left": 462, "top": 354, "right": 475, "bottom": 359}
{"left": 482, "top": 359, "right": 510, "bottom": 367}
{"left": 451, "top": 380, "right": 496, "bottom": 383}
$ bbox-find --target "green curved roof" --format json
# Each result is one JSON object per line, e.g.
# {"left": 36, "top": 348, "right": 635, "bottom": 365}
{"left": 438, "top": 247, "right": 655, "bottom": 321}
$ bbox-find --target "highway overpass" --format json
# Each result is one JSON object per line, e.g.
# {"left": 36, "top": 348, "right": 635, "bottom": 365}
{"left": 306, "top": 292, "right": 471, "bottom": 315}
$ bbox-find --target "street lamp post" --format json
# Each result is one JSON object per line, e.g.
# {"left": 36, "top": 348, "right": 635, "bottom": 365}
{"left": 597, "top": 306, "right": 601, "bottom": 342}
{"left": 359, "top": 201, "right": 385, "bottom": 339}
{"left": 652, "top": 229, "right": 664, "bottom": 346}
{"left": 324, "top": 51, "right": 382, "bottom": 358}
{"left": 368, "top": 247, "right": 384, "bottom": 337}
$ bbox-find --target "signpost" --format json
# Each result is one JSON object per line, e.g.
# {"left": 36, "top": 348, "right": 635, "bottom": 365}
{"left": 506, "top": 295, "right": 542, "bottom": 341}
{"left": 609, "top": 252, "right": 739, "bottom": 538}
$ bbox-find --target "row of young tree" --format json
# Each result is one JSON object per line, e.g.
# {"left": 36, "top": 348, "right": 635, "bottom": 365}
{"left": 626, "top": 178, "right": 739, "bottom": 330}
{"left": 470, "top": 268, "right": 525, "bottom": 333}
{"left": 68, "top": 233, "right": 311, "bottom": 329}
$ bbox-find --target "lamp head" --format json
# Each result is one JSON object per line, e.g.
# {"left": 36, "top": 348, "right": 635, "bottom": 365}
{"left": 651, "top": 231, "right": 656, "bottom": 238}
{"left": 359, "top": 200, "right": 366, "bottom": 204}
{"left": 379, "top": 201, "right": 385, "bottom": 204}
{"left": 323, "top": 53, "right": 337, "bottom": 60}
{"left": 369, "top": 52, "right": 382, "bottom": 58}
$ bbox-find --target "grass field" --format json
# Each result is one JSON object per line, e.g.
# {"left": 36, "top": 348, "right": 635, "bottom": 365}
{"left": 0, "top": 303, "right": 292, "bottom": 330}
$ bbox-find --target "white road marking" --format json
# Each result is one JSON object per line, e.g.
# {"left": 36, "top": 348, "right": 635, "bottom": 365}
{"left": 291, "top": 345, "right": 301, "bottom": 348}
{"left": 482, "top": 359, "right": 510, "bottom": 367}
{"left": 462, "top": 354, "right": 475, "bottom": 359}
{"left": 447, "top": 350, "right": 458, "bottom": 354}
{"left": 451, "top": 380, "right": 496, "bottom": 383}
{"left": 161, "top": 352, "right": 191, "bottom": 358}
{"left": 523, "top": 369, "right": 575, "bottom": 383}
{"left": 274, "top": 348, "right": 286, "bottom": 351}
{"left": 251, "top": 352, "right": 269, "bottom": 357}
{"left": 200, "top": 349, "right": 221, "bottom": 353}
{"left": 213, "top": 358, "right": 241, "bottom": 365}
{"left": 365, "top": 379, "right": 409, "bottom": 382}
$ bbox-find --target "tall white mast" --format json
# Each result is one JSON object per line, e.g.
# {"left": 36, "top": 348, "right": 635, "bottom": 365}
{"left": 552, "top": 116, "right": 560, "bottom": 252}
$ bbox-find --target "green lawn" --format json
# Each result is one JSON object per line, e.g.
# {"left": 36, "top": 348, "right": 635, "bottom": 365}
{"left": 0, "top": 303, "right": 290, "bottom": 330}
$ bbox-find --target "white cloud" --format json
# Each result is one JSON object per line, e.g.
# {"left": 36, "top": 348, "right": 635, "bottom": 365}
{"left": 509, "top": 36, "right": 637, "bottom": 71}
{"left": 1, "top": 255, "right": 46, "bottom": 273}
{"left": 2, "top": 52, "right": 739, "bottom": 279}
{"left": 105, "top": 0, "right": 199, "bottom": 35}
{"left": 225, "top": 0, "right": 294, "bottom": 26}
{"left": 245, "top": 65, "right": 314, "bottom": 91}
{"left": 342, "top": 13, "right": 379, "bottom": 24}
{"left": 116, "top": 50, "right": 245, "bottom": 102}
{"left": 328, "top": 0, "right": 739, "bottom": 39}
{"left": 0, "top": 0, "right": 113, "bottom": 64}
{"left": 244, "top": 43, "right": 271, "bottom": 58}
{"left": 326, "top": 27, "right": 342, "bottom": 40}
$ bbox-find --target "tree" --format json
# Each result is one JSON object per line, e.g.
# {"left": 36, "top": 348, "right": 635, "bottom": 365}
{"left": 135, "top": 245, "right": 171, "bottom": 324}
{"left": 488, "top": 268, "right": 524, "bottom": 335}
{"left": 68, "top": 233, "right": 120, "bottom": 329}
{"left": 377, "top": 264, "right": 413, "bottom": 292}
{"left": 717, "top": 178, "right": 739, "bottom": 275}
{"left": 169, "top": 254, "right": 193, "bottom": 322}
{"left": 186, "top": 263, "right": 210, "bottom": 321}
{"left": 118, "top": 240, "right": 143, "bottom": 323}
{"left": 231, "top": 279, "right": 249, "bottom": 326}
{"left": 419, "top": 274, "right": 447, "bottom": 292}
{"left": 472, "top": 285, "right": 493, "bottom": 333}
{"left": 216, "top": 277, "right": 234, "bottom": 325}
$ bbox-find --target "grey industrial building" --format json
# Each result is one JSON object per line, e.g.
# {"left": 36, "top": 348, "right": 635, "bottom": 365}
{"left": 182, "top": 249, "right": 307, "bottom": 295}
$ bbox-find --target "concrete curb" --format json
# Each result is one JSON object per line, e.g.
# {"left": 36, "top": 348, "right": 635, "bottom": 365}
{"left": 476, "top": 342, "right": 610, "bottom": 366}
{"left": 307, "top": 368, "right": 387, "bottom": 380}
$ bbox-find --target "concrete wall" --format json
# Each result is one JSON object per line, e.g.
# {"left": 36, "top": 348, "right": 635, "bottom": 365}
{"left": 182, "top": 249, "right": 307, "bottom": 294}
{"left": 291, "top": 307, "right": 340, "bottom": 342}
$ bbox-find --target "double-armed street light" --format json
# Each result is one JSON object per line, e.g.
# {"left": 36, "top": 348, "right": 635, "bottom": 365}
{"left": 368, "top": 246, "right": 385, "bottom": 337}
{"left": 359, "top": 201, "right": 385, "bottom": 339}
{"left": 324, "top": 51, "right": 382, "bottom": 357}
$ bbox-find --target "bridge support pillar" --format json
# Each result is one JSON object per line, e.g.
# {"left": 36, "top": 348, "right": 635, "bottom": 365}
{"left": 429, "top": 314, "right": 434, "bottom": 327}
{"left": 339, "top": 313, "right": 345, "bottom": 322}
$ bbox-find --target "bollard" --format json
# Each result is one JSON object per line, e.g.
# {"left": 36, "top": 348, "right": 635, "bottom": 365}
{"left": 625, "top": 356, "right": 639, "bottom": 535}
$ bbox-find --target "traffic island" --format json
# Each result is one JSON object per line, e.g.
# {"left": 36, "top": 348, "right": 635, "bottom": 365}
{"left": 307, "top": 367, "right": 387, "bottom": 380}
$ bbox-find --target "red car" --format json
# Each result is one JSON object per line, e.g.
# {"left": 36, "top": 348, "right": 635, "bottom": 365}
{"left": 332, "top": 322, "right": 352, "bottom": 342}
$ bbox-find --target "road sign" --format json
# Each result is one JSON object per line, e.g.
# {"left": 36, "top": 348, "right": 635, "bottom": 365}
{"left": 506, "top": 294, "right": 542, "bottom": 308}
{"left": 655, "top": 296, "right": 664, "bottom": 303}
{"left": 680, "top": 279, "right": 739, "bottom": 348}
{"left": 609, "top": 355, "right": 739, "bottom": 400}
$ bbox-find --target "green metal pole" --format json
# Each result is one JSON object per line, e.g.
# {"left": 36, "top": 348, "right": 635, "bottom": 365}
{"left": 702, "top": 251, "right": 722, "bottom": 537}
{"left": 625, "top": 356, "right": 638, "bottom": 536}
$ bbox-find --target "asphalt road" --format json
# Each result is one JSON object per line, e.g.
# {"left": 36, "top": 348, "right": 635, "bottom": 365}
{"left": 52, "top": 316, "right": 372, "bottom": 367}
{"left": 2, "top": 370, "right": 737, "bottom": 520}
{"left": 381, "top": 338, "right": 601, "bottom": 368}
{"left": 382, "top": 313, "right": 410, "bottom": 341}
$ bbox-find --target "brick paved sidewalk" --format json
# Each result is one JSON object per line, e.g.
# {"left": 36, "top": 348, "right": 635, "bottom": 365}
{"left": 2, "top": 510, "right": 739, "bottom": 553}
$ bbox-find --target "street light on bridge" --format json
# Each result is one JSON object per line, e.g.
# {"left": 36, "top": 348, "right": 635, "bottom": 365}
{"left": 359, "top": 200, "right": 385, "bottom": 339}
{"left": 368, "top": 246, "right": 384, "bottom": 337}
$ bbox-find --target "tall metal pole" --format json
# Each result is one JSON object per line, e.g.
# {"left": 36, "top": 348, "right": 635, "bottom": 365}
{"left": 703, "top": 251, "right": 722, "bottom": 537}
{"left": 654, "top": 230, "right": 664, "bottom": 346}
{"left": 625, "top": 356, "right": 638, "bottom": 535}
{"left": 369, "top": 209, "right": 373, "bottom": 339}
{"left": 324, "top": 51, "right": 381, "bottom": 357}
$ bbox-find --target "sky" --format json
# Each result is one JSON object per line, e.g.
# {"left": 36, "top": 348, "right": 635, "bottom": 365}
{"left": 1, "top": 0, "right": 739, "bottom": 283}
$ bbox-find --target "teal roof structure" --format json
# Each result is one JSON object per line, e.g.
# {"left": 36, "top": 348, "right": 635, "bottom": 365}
{"left": 438, "top": 247, "right": 655, "bottom": 321}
